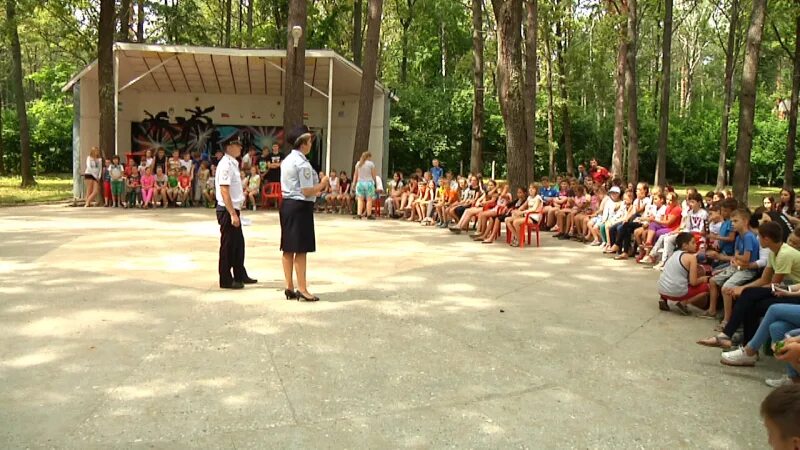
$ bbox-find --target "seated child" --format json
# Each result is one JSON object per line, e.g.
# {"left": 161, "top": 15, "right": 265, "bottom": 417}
{"left": 654, "top": 192, "right": 708, "bottom": 270}
{"left": 657, "top": 232, "right": 711, "bottom": 315}
{"left": 167, "top": 168, "right": 179, "bottom": 205}
{"left": 197, "top": 161, "right": 211, "bottom": 207}
{"left": 126, "top": 166, "right": 141, "bottom": 208}
{"left": 140, "top": 167, "right": 156, "bottom": 209}
{"left": 177, "top": 167, "right": 192, "bottom": 206}
{"left": 103, "top": 159, "right": 112, "bottom": 207}
{"left": 760, "top": 385, "right": 800, "bottom": 450}
{"left": 704, "top": 208, "right": 760, "bottom": 324}
{"left": 327, "top": 171, "right": 341, "bottom": 213}
{"left": 506, "top": 183, "right": 543, "bottom": 247}
{"left": 154, "top": 166, "right": 169, "bottom": 207}
{"left": 204, "top": 165, "right": 216, "bottom": 207}
{"left": 478, "top": 186, "right": 526, "bottom": 243}
{"left": 109, "top": 155, "right": 125, "bottom": 208}
{"left": 246, "top": 166, "right": 261, "bottom": 211}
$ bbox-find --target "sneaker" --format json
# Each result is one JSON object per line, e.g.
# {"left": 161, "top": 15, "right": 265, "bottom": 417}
{"left": 720, "top": 346, "right": 758, "bottom": 367}
{"left": 765, "top": 375, "right": 793, "bottom": 388}
{"left": 640, "top": 255, "right": 656, "bottom": 265}
{"left": 652, "top": 261, "right": 665, "bottom": 271}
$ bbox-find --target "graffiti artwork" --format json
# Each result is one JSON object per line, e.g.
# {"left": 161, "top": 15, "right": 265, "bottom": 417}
{"left": 130, "top": 106, "right": 285, "bottom": 156}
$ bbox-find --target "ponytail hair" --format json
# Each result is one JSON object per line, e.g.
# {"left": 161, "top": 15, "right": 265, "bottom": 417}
{"left": 357, "top": 151, "right": 372, "bottom": 169}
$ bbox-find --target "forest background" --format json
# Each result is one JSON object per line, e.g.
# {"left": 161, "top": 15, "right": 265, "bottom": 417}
{"left": 0, "top": 0, "right": 797, "bottom": 193}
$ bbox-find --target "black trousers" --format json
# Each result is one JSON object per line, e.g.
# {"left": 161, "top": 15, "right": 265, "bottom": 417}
{"left": 723, "top": 287, "right": 800, "bottom": 342}
{"left": 615, "top": 221, "right": 640, "bottom": 254}
{"left": 217, "top": 207, "right": 248, "bottom": 286}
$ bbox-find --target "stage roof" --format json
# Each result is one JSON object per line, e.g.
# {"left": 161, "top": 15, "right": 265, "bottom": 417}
{"left": 63, "top": 43, "right": 393, "bottom": 99}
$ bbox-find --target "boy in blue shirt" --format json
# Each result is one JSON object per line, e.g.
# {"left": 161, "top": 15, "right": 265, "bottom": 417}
{"left": 430, "top": 159, "right": 443, "bottom": 184}
{"left": 708, "top": 198, "right": 738, "bottom": 258}
{"left": 538, "top": 177, "right": 560, "bottom": 203}
{"left": 704, "top": 208, "right": 760, "bottom": 322}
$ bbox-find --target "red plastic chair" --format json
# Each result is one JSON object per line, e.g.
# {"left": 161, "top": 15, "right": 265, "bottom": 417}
{"left": 506, "top": 207, "right": 542, "bottom": 248}
{"left": 261, "top": 182, "right": 282, "bottom": 210}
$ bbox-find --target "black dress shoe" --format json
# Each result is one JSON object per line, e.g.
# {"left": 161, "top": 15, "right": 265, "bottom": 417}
{"left": 241, "top": 277, "right": 258, "bottom": 284}
{"left": 220, "top": 281, "right": 245, "bottom": 290}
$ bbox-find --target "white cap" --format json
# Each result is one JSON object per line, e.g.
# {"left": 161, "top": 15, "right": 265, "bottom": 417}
{"left": 609, "top": 186, "right": 621, "bottom": 194}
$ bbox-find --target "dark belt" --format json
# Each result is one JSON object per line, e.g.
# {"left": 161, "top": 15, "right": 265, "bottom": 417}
{"left": 216, "top": 205, "right": 240, "bottom": 212}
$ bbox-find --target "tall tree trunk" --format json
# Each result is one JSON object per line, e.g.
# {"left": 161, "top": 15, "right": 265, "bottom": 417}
{"left": 555, "top": 7, "right": 574, "bottom": 176}
{"left": 784, "top": 14, "right": 800, "bottom": 189}
{"left": 118, "top": 0, "right": 132, "bottom": 42}
{"left": 98, "top": 0, "right": 116, "bottom": 161}
{"left": 7, "top": 0, "right": 34, "bottom": 185}
{"left": 654, "top": 0, "right": 673, "bottom": 187}
{"left": 612, "top": 36, "right": 627, "bottom": 179}
{"left": 524, "top": 0, "right": 537, "bottom": 182}
{"left": 238, "top": 0, "right": 243, "bottom": 47}
{"left": 0, "top": 88, "right": 5, "bottom": 175}
{"left": 440, "top": 21, "right": 447, "bottom": 77}
{"left": 400, "top": 25, "right": 410, "bottom": 83}
{"left": 545, "top": 26, "right": 557, "bottom": 178}
{"left": 225, "top": 0, "right": 232, "bottom": 47}
{"left": 625, "top": 0, "right": 640, "bottom": 183}
{"left": 716, "top": 0, "right": 740, "bottom": 190}
{"left": 284, "top": 0, "right": 307, "bottom": 141}
{"left": 470, "top": 0, "right": 485, "bottom": 175}
{"left": 352, "top": 0, "right": 363, "bottom": 66}
{"left": 137, "top": 0, "right": 145, "bottom": 41}
{"left": 351, "top": 0, "right": 384, "bottom": 168}
{"left": 492, "top": 0, "right": 529, "bottom": 188}
{"left": 652, "top": 0, "right": 662, "bottom": 119}
{"left": 732, "top": 0, "right": 767, "bottom": 204}
{"left": 246, "top": 0, "right": 253, "bottom": 46}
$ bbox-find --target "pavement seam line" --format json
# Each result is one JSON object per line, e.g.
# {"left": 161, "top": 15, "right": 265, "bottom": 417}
{"left": 263, "top": 334, "right": 300, "bottom": 426}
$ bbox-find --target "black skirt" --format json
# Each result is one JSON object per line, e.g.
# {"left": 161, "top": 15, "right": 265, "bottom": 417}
{"left": 280, "top": 198, "right": 316, "bottom": 253}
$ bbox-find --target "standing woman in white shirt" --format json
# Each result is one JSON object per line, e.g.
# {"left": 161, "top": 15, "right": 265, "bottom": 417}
{"left": 83, "top": 146, "right": 103, "bottom": 207}
{"left": 280, "top": 126, "right": 330, "bottom": 301}
{"left": 352, "top": 151, "right": 378, "bottom": 220}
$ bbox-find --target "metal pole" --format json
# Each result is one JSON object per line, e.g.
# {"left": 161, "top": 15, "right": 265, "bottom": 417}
{"left": 114, "top": 49, "right": 119, "bottom": 156}
{"left": 325, "top": 58, "right": 333, "bottom": 174}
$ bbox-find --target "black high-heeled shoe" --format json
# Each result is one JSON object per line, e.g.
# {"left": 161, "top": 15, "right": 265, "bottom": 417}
{"left": 284, "top": 289, "right": 298, "bottom": 300}
{"left": 295, "top": 290, "right": 320, "bottom": 302}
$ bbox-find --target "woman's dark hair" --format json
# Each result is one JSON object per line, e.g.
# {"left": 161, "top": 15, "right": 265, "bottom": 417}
{"left": 674, "top": 232, "right": 694, "bottom": 250}
{"left": 751, "top": 206, "right": 767, "bottom": 229}
{"left": 763, "top": 196, "right": 776, "bottom": 211}
{"left": 780, "top": 188, "right": 796, "bottom": 215}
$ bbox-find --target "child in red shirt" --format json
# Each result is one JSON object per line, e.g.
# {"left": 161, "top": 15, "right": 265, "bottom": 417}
{"left": 178, "top": 167, "right": 191, "bottom": 206}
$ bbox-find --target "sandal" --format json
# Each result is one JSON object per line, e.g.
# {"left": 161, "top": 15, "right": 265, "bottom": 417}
{"left": 697, "top": 311, "right": 717, "bottom": 320}
{"left": 658, "top": 299, "right": 670, "bottom": 311}
{"left": 696, "top": 334, "right": 732, "bottom": 349}
{"left": 714, "top": 320, "right": 728, "bottom": 332}
{"left": 674, "top": 302, "right": 690, "bottom": 316}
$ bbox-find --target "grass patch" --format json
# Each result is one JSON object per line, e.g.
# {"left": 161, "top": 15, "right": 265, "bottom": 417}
{"left": 673, "top": 185, "right": 779, "bottom": 209}
{"left": 0, "top": 174, "right": 74, "bottom": 206}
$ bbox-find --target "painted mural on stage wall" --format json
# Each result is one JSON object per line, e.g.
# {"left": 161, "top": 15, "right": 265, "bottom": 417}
{"left": 130, "top": 105, "right": 324, "bottom": 169}
{"left": 130, "top": 106, "right": 285, "bottom": 156}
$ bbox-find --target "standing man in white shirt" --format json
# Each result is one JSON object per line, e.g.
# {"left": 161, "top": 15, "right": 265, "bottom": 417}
{"left": 216, "top": 140, "right": 257, "bottom": 290}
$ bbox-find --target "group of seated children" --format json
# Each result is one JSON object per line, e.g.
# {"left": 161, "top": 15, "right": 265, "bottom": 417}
{"left": 103, "top": 150, "right": 205, "bottom": 209}
{"left": 386, "top": 161, "right": 800, "bottom": 389}
{"left": 100, "top": 144, "right": 287, "bottom": 210}
{"left": 647, "top": 186, "right": 800, "bottom": 388}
